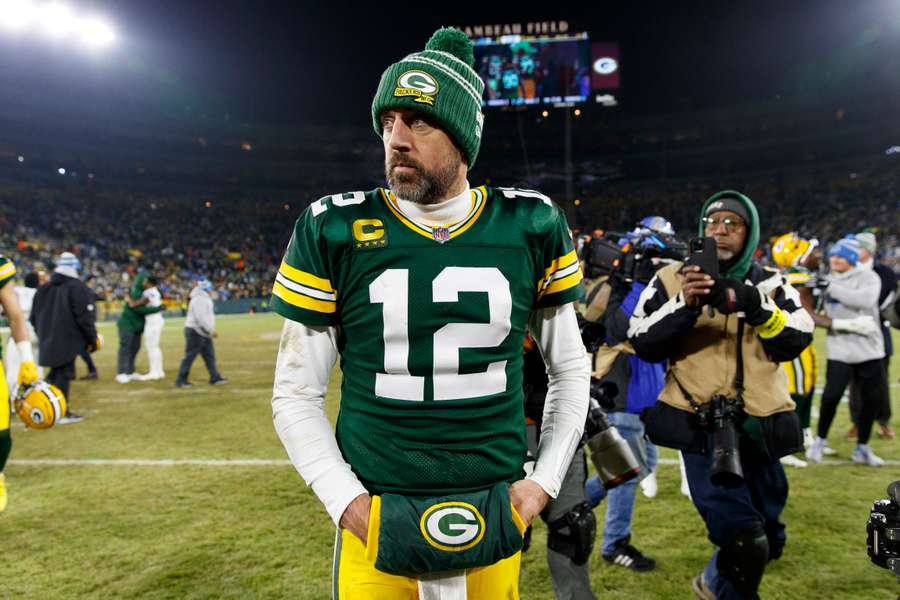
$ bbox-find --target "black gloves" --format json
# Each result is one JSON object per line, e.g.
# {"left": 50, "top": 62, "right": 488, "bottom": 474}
{"left": 709, "top": 278, "right": 766, "bottom": 323}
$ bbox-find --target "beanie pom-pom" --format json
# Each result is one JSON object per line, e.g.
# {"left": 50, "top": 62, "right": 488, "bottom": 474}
{"left": 425, "top": 28, "right": 474, "bottom": 68}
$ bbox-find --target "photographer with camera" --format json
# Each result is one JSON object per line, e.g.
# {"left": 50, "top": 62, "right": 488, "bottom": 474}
{"left": 628, "top": 192, "right": 814, "bottom": 599}
{"left": 580, "top": 216, "right": 685, "bottom": 572}
{"left": 523, "top": 333, "right": 599, "bottom": 600}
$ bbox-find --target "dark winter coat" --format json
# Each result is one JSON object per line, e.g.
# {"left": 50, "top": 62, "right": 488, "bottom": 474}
{"left": 31, "top": 273, "right": 98, "bottom": 367}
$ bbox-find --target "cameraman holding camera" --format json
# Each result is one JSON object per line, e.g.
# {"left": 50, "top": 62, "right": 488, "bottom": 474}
{"left": 581, "top": 216, "right": 685, "bottom": 572}
{"left": 628, "top": 192, "right": 814, "bottom": 599}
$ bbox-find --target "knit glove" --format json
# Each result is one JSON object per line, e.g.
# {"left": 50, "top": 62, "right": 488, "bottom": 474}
{"left": 831, "top": 316, "right": 877, "bottom": 336}
{"left": 709, "top": 278, "right": 765, "bottom": 323}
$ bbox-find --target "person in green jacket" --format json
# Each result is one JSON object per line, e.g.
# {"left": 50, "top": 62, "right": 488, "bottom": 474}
{"left": 115, "top": 272, "right": 164, "bottom": 383}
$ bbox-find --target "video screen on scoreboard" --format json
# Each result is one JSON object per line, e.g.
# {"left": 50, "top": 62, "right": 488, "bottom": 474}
{"left": 473, "top": 32, "right": 591, "bottom": 107}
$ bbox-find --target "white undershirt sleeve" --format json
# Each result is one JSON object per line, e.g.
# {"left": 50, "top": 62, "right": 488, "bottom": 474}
{"left": 272, "top": 319, "right": 368, "bottom": 526}
{"left": 526, "top": 303, "right": 591, "bottom": 498}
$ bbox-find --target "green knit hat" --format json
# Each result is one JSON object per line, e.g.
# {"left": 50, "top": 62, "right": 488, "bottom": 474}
{"left": 371, "top": 28, "right": 485, "bottom": 167}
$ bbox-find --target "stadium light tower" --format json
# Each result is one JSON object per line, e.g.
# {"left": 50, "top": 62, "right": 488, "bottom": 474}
{"left": 0, "top": 0, "right": 116, "bottom": 48}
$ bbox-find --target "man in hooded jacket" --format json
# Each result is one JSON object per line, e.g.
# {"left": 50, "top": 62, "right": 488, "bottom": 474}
{"left": 31, "top": 252, "right": 100, "bottom": 423}
{"left": 627, "top": 191, "right": 814, "bottom": 600}
{"left": 175, "top": 279, "right": 227, "bottom": 387}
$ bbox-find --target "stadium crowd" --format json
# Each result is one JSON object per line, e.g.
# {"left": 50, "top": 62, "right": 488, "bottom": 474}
{"left": 0, "top": 183, "right": 291, "bottom": 304}
{"left": 1, "top": 165, "right": 895, "bottom": 315}
{"left": 575, "top": 169, "right": 900, "bottom": 269}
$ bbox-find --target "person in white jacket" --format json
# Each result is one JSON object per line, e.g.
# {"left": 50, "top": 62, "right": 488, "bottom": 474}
{"left": 807, "top": 238, "right": 885, "bottom": 466}
{"left": 135, "top": 277, "right": 165, "bottom": 381}
{"left": 174, "top": 279, "right": 227, "bottom": 388}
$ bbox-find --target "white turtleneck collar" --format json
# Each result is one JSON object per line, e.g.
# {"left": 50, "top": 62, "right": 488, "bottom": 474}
{"left": 394, "top": 182, "right": 472, "bottom": 227}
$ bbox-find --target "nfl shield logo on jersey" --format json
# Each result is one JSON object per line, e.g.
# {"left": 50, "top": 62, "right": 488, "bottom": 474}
{"left": 432, "top": 226, "right": 450, "bottom": 244}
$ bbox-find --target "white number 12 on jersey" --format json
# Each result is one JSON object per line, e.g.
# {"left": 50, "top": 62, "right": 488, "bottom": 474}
{"left": 369, "top": 267, "right": 512, "bottom": 401}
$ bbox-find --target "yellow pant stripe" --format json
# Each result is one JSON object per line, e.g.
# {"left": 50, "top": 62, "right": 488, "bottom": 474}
{"left": 0, "top": 359, "right": 9, "bottom": 430}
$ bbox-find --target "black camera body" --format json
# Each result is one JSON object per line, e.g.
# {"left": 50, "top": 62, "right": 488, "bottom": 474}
{"left": 695, "top": 394, "right": 745, "bottom": 488}
{"left": 867, "top": 481, "right": 900, "bottom": 582}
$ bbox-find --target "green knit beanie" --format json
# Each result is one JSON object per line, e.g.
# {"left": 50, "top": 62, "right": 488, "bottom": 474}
{"left": 371, "top": 28, "right": 485, "bottom": 167}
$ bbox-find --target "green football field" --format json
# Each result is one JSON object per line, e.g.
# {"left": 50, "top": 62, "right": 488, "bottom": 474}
{"left": 3, "top": 313, "right": 899, "bottom": 599}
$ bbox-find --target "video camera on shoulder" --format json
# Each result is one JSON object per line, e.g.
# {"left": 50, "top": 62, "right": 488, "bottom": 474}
{"left": 867, "top": 480, "right": 900, "bottom": 583}
{"left": 582, "top": 232, "right": 628, "bottom": 280}
{"left": 583, "top": 229, "right": 686, "bottom": 284}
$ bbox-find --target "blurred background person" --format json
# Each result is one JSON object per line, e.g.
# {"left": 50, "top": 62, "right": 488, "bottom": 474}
{"left": 115, "top": 272, "right": 164, "bottom": 384}
{"left": 806, "top": 238, "right": 886, "bottom": 466}
{"left": 31, "top": 252, "right": 101, "bottom": 424}
{"left": 76, "top": 277, "right": 104, "bottom": 381}
{"left": 4, "top": 270, "right": 45, "bottom": 396}
{"left": 770, "top": 232, "right": 822, "bottom": 468}
{"left": 846, "top": 231, "right": 896, "bottom": 440}
{"left": 175, "top": 279, "right": 227, "bottom": 388}
{"left": 133, "top": 276, "right": 165, "bottom": 381}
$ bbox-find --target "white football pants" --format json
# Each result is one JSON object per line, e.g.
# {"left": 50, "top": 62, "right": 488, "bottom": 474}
{"left": 143, "top": 315, "right": 165, "bottom": 377}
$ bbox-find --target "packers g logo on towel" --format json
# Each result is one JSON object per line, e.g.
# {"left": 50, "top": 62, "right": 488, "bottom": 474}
{"left": 394, "top": 70, "right": 439, "bottom": 106}
{"left": 420, "top": 501, "right": 485, "bottom": 552}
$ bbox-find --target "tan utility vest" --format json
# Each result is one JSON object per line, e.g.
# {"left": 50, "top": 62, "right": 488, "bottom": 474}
{"left": 583, "top": 277, "right": 634, "bottom": 380}
{"left": 653, "top": 263, "right": 795, "bottom": 417}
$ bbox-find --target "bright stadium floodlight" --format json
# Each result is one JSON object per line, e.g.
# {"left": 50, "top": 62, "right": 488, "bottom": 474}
{"left": 41, "top": 3, "right": 77, "bottom": 37}
{"left": 0, "top": 1, "right": 116, "bottom": 48}
{"left": 79, "top": 17, "right": 113, "bottom": 46}
{"left": 0, "top": 0, "right": 37, "bottom": 30}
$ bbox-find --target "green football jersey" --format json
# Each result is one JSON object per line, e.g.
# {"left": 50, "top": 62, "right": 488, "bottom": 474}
{"left": 271, "top": 186, "right": 583, "bottom": 496}
{"left": 0, "top": 256, "right": 15, "bottom": 290}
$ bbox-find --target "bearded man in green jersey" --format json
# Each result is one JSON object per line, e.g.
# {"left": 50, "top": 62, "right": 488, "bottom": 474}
{"left": 271, "top": 28, "right": 590, "bottom": 600}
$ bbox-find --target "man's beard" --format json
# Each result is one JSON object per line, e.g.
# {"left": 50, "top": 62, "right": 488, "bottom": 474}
{"left": 385, "top": 150, "right": 461, "bottom": 205}
{"left": 716, "top": 248, "right": 735, "bottom": 261}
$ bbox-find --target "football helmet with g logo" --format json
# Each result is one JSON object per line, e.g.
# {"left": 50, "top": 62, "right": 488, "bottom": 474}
{"left": 14, "top": 381, "right": 67, "bottom": 429}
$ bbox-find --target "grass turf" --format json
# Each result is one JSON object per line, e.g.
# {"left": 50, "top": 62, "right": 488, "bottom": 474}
{"left": 3, "top": 313, "right": 898, "bottom": 598}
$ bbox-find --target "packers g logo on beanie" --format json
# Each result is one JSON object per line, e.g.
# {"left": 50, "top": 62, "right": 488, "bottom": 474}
{"left": 420, "top": 501, "right": 486, "bottom": 552}
{"left": 395, "top": 70, "right": 440, "bottom": 105}
{"left": 372, "top": 28, "right": 485, "bottom": 166}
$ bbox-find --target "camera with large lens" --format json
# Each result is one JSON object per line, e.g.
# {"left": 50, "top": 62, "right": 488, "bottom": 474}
{"left": 583, "top": 380, "right": 641, "bottom": 490}
{"left": 867, "top": 480, "right": 900, "bottom": 582}
{"left": 696, "top": 394, "right": 745, "bottom": 488}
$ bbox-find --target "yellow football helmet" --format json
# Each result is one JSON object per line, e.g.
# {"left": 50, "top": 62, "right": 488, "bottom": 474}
{"left": 14, "top": 381, "right": 67, "bottom": 429}
{"left": 771, "top": 233, "right": 817, "bottom": 269}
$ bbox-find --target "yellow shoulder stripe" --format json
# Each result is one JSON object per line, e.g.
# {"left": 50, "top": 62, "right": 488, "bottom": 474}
{"left": 536, "top": 250, "right": 579, "bottom": 293}
{"left": 278, "top": 261, "right": 334, "bottom": 294}
{"left": 541, "top": 270, "right": 583, "bottom": 298}
{"left": 272, "top": 281, "right": 336, "bottom": 314}
{"left": 541, "top": 250, "right": 578, "bottom": 282}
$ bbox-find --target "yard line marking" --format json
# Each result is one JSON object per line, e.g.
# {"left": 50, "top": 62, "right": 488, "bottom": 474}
{"left": 656, "top": 458, "right": 899, "bottom": 466}
{"left": 10, "top": 459, "right": 292, "bottom": 466}
{"left": 9, "top": 457, "right": 898, "bottom": 467}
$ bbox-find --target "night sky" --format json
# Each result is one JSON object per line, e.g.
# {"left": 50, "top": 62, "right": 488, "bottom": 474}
{"left": 1, "top": 0, "right": 898, "bottom": 127}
